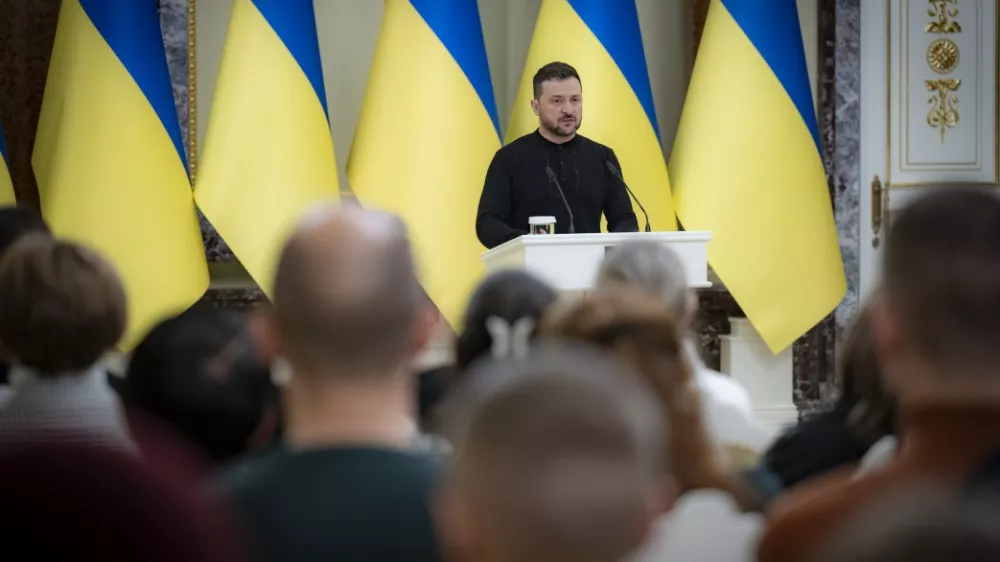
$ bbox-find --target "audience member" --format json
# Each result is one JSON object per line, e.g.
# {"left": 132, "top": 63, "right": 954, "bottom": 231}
{"left": 0, "top": 441, "right": 247, "bottom": 562}
{"left": 755, "top": 292, "right": 896, "bottom": 497}
{"left": 597, "top": 240, "right": 769, "bottom": 462}
{"left": 0, "top": 235, "right": 131, "bottom": 450}
{"left": 217, "top": 205, "right": 442, "bottom": 562}
{"left": 437, "top": 344, "right": 669, "bottom": 562}
{"left": 119, "top": 306, "right": 279, "bottom": 467}
{"left": 0, "top": 205, "right": 48, "bottom": 390}
{"left": 759, "top": 189, "right": 1000, "bottom": 562}
{"left": 541, "top": 288, "right": 765, "bottom": 561}
{"left": 455, "top": 269, "right": 557, "bottom": 373}
{"left": 819, "top": 490, "right": 1000, "bottom": 562}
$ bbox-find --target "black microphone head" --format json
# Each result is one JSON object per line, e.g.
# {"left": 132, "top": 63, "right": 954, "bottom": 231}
{"left": 545, "top": 165, "right": 556, "bottom": 180}
{"left": 605, "top": 160, "right": 621, "bottom": 178}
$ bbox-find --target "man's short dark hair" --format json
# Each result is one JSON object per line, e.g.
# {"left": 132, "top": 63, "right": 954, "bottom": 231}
{"left": 122, "top": 307, "right": 277, "bottom": 464}
{"left": 532, "top": 62, "right": 581, "bottom": 99}
{"left": 883, "top": 189, "right": 1000, "bottom": 371}
{"left": 443, "top": 343, "right": 665, "bottom": 562}
{"left": 0, "top": 235, "right": 126, "bottom": 375}
{"left": 0, "top": 205, "right": 49, "bottom": 258}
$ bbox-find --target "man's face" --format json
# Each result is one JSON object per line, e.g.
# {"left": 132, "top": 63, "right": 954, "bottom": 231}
{"left": 532, "top": 77, "right": 582, "bottom": 137}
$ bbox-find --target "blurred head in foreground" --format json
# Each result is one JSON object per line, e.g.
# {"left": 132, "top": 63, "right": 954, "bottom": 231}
{"left": 540, "top": 287, "right": 691, "bottom": 406}
{"left": 437, "top": 344, "right": 669, "bottom": 562}
{"left": 0, "top": 442, "right": 246, "bottom": 562}
{"left": 123, "top": 307, "right": 277, "bottom": 464}
{"left": 455, "top": 269, "right": 558, "bottom": 373}
{"left": 819, "top": 490, "right": 1000, "bottom": 562}
{"left": 258, "top": 204, "right": 437, "bottom": 446}
{"left": 597, "top": 240, "right": 695, "bottom": 330}
{"left": 0, "top": 235, "right": 125, "bottom": 375}
{"left": 874, "top": 189, "right": 1000, "bottom": 403}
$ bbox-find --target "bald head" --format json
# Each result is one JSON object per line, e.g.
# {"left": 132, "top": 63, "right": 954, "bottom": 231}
{"left": 272, "top": 205, "right": 423, "bottom": 376}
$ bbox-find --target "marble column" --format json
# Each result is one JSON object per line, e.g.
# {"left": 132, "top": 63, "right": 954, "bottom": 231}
{"left": 160, "top": 0, "right": 262, "bottom": 308}
{"left": 0, "top": 0, "right": 60, "bottom": 209}
{"left": 830, "top": 0, "right": 862, "bottom": 349}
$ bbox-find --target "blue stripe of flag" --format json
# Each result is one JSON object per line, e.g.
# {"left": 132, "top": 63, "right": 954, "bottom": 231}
{"left": 251, "top": 0, "right": 329, "bottom": 120}
{"left": 409, "top": 0, "right": 501, "bottom": 139}
{"left": 566, "top": 0, "right": 660, "bottom": 140}
{"left": 720, "top": 0, "right": 819, "bottom": 149}
{"left": 78, "top": 0, "right": 188, "bottom": 170}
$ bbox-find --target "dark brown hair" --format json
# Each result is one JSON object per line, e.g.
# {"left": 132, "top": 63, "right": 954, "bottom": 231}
{"left": 532, "top": 62, "right": 581, "bottom": 99}
{"left": 0, "top": 235, "right": 126, "bottom": 375}
{"left": 884, "top": 189, "right": 1000, "bottom": 372}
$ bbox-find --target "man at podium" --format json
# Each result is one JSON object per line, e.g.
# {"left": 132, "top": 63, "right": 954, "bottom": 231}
{"left": 476, "top": 62, "right": 638, "bottom": 250}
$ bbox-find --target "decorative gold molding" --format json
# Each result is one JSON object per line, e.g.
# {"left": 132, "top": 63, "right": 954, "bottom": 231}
{"left": 187, "top": 0, "right": 197, "bottom": 184}
{"left": 925, "top": 78, "right": 961, "bottom": 142}
{"left": 926, "top": 0, "right": 962, "bottom": 33}
{"left": 927, "top": 38, "right": 960, "bottom": 73}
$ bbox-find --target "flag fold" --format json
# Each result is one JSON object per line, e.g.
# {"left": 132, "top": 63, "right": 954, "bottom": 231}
{"left": 348, "top": 0, "right": 501, "bottom": 328}
{"left": 196, "top": 0, "right": 339, "bottom": 294}
{"left": 33, "top": 0, "right": 208, "bottom": 349}
{"left": 671, "top": 0, "right": 846, "bottom": 352}
{"left": 0, "top": 124, "right": 15, "bottom": 205}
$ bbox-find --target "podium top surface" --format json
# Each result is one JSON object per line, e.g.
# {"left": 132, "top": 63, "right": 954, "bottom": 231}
{"left": 481, "top": 230, "right": 712, "bottom": 259}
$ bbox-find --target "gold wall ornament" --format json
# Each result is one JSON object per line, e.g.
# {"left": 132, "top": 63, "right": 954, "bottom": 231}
{"left": 926, "top": 79, "right": 961, "bottom": 142}
{"left": 927, "top": 38, "right": 960, "bottom": 73}
{"left": 926, "top": 0, "right": 962, "bottom": 33}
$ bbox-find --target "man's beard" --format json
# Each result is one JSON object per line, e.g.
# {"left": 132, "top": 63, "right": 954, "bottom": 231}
{"left": 542, "top": 115, "right": 580, "bottom": 137}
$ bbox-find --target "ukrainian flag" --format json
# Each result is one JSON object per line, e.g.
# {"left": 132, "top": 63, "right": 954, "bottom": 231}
{"left": 0, "top": 125, "right": 15, "bottom": 205}
{"left": 507, "top": 0, "right": 675, "bottom": 230}
{"left": 671, "top": 0, "right": 845, "bottom": 352}
{"left": 33, "top": 0, "right": 209, "bottom": 349}
{"left": 348, "top": 0, "right": 501, "bottom": 328}
{"left": 196, "top": 0, "right": 339, "bottom": 294}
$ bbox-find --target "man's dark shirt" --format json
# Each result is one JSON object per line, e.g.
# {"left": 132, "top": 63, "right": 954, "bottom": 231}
{"left": 476, "top": 130, "right": 639, "bottom": 249}
{"left": 217, "top": 445, "right": 442, "bottom": 562}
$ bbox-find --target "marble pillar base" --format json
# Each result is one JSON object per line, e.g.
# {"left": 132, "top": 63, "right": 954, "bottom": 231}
{"left": 721, "top": 318, "right": 796, "bottom": 436}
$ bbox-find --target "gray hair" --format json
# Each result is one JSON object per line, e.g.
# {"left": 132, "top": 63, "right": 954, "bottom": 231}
{"left": 597, "top": 240, "right": 691, "bottom": 322}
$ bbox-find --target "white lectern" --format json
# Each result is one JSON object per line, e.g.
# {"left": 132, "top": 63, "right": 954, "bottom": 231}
{"left": 481, "top": 231, "right": 795, "bottom": 437}
{"left": 480, "top": 232, "right": 712, "bottom": 292}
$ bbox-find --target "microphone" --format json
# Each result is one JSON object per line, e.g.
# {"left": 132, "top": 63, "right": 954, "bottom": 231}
{"left": 545, "top": 165, "right": 576, "bottom": 234}
{"left": 606, "top": 160, "right": 651, "bottom": 232}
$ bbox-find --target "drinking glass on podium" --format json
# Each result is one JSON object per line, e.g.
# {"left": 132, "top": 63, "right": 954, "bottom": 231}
{"left": 529, "top": 216, "right": 556, "bottom": 235}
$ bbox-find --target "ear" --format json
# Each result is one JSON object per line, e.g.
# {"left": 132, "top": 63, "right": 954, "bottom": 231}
{"left": 530, "top": 98, "right": 540, "bottom": 116}
{"left": 411, "top": 302, "right": 441, "bottom": 357}
{"left": 683, "top": 293, "right": 699, "bottom": 331}
{"left": 248, "top": 305, "right": 283, "bottom": 363}
{"left": 871, "top": 298, "right": 905, "bottom": 390}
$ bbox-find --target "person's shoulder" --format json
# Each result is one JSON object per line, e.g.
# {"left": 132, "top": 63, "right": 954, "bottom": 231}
{"left": 574, "top": 134, "right": 612, "bottom": 153}
{"left": 696, "top": 368, "right": 754, "bottom": 414}
{"left": 498, "top": 131, "right": 537, "bottom": 153}
{"left": 758, "top": 466, "right": 888, "bottom": 562}
{"left": 213, "top": 447, "right": 287, "bottom": 498}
